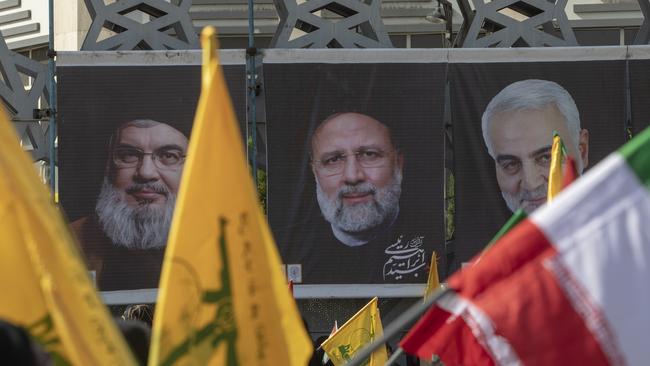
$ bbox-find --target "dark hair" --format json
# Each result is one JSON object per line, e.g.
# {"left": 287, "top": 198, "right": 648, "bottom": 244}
{"left": 116, "top": 319, "right": 151, "bottom": 366}
{"left": 0, "top": 319, "right": 50, "bottom": 366}
{"left": 310, "top": 112, "right": 401, "bottom": 159}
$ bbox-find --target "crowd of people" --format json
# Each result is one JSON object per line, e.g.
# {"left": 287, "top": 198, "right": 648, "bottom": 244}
{"left": 2, "top": 302, "right": 444, "bottom": 365}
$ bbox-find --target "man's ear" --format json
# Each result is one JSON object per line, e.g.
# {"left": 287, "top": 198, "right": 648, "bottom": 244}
{"left": 396, "top": 151, "right": 405, "bottom": 171}
{"left": 578, "top": 128, "right": 589, "bottom": 169}
{"left": 311, "top": 163, "right": 318, "bottom": 178}
{"left": 310, "top": 158, "right": 321, "bottom": 182}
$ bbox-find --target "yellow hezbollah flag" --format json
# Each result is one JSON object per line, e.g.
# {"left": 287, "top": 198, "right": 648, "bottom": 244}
{"left": 423, "top": 251, "right": 440, "bottom": 299}
{"left": 149, "top": 27, "right": 312, "bottom": 366}
{"left": 321, "top": 297, "right": 387, "bottom": 366}
{"left": 0, "top": 112, "right": 136, "bottom": 364}
{"left": 547, "top": 131, "right": 566, "bottom": 203}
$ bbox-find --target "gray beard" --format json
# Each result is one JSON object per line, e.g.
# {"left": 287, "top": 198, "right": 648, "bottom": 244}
{"left": 316, "top": 170, "right": 402, "bottom": 238}
{"left": 95, "top": 178, "right": 175, "bottom": 250}
{"left": 501, "top": 184, "right": 547, "bottom": 214}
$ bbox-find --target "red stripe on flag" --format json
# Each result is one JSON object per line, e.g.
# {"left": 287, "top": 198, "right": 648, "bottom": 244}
{"left": 449, "top": 220, "right": 554, "bottom": 296}
{"left": 400, "top": 306, "right": 495, "bottom": 365}
{"left": 403, "top": 219, "right": 611, "bottom": 365}
{"left": 545, "top": 257, "right": 624, "bottom": 365}
{"left": 475, "top": 254, "right": 610, "bottom": 365}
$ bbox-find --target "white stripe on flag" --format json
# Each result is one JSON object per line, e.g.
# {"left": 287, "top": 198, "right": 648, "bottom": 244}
{"left": 440, "top": 293, "right": 522, "bottom": 366}
{"left": 533, "top": 153, "right": 650, "bottom": 365}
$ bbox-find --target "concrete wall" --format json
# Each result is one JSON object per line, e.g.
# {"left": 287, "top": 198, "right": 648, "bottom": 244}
{"left": 0, "top": 0, "right": 49, "bottom": 50}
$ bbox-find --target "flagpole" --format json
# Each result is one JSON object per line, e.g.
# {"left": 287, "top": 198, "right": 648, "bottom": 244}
{"left": 346, "top": 287, "right": 451, "bottom": 366}
{"left": 48, "top": 0, "right": 56, "bottom": 195}
{"left": 385, "top": 347, "right": 403, "bottom": 365}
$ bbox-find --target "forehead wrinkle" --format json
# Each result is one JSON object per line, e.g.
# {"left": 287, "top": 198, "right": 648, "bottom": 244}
{"left": 489, "top": 107, "right": 565, "bottom": 160}
{"left": 529, "top": 145, "right": 552, "bottom": 158}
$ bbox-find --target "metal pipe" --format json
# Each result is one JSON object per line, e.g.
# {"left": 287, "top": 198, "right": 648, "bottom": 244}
{"left": 386, "top": 347, "right": 404, "bottom": 365}
{"left": 247, "top": 0, "right": 258, "bottom": 184}
{"left": 48, "top": 0, "right": 56, "bottom": 195}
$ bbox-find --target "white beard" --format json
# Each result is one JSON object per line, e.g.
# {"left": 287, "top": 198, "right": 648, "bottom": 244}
{"left": 95, "top": 177, "right": 175, "bottom": 250}
{"left": 316, "top": 169, "right": 402, "bottom": 235}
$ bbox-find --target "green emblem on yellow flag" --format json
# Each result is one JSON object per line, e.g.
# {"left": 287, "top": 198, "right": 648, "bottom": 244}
{"left": 149, "top": 27, "right": 312, "bottom": 366}
{"left": 0, "top": 90, "right": 136, "bottom": 365}
{"left": 159, "top": 217, "right": 237, "bottom": 366}
{"left": 321, "top": 297, "right": 387, "bottom": 366}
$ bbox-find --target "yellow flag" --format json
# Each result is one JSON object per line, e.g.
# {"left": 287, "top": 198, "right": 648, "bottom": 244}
{"left": 0, "top": 113, "right": 136, "bottom": 364}
{"left": 321, "top": 297, "right": 387, "bottom": 366}
{"left": 547, "top": 131, "right": 565, "bottom": 202}
{"left": 149, "top": 26, "right": 312, "bottom": 366}
{"left": 423, "top": 251, "right": 440, "bottom": 299}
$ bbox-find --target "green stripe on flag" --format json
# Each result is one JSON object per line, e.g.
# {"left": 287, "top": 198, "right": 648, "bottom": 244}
{"left": 619, "top": 127, "right": 650, "bottom": 188}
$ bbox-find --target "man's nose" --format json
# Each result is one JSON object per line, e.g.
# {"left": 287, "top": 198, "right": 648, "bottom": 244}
{"left": 342, "top": 156, "right": 366, "bottom": 185}
{"left": 135, "top": 155, "right": 160, "bottom": 181}
{"left": 521, "top": 164, "right": 545, "bottom": 191}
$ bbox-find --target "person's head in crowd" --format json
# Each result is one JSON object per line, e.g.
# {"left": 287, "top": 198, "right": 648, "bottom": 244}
{"left": 122, "top": 304, "right": 154, "bottom": 327}
{"left": 310, "top": 112, "right": 404, "bottom": 246}
{"left": 116, "top": 319, "right": 151, "bottom": 366}
{"left": 95, "top": 119, "right": 188, "bottom": 250}
{"left": 0, "top": 319, "right": 51, "bottom": 365}
{"left": 481, "top": 79, "right": 589, "bottom": 214}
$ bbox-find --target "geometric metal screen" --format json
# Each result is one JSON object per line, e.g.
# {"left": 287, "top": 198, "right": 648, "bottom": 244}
{"left": 463, "top": 0, "right": 577, "bottom": 47}
{"left": 270, "top": 0, "right": 393, "bottom": 48}
{"left": 82, "top": 0, "right": 199, "bottom": 50}
{"left": 0, "top": 33, "right": 52, "bottom": 161}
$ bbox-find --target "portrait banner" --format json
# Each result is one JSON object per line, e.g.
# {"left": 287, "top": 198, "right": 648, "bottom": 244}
{"left": 57, "top": 51, "right": 246, "bottom": 293}
{"left": 450, "top": 51, "right": 627, "bottom": 272}
{"left": 264, "top": 52, "right": 447, "bottom": 286}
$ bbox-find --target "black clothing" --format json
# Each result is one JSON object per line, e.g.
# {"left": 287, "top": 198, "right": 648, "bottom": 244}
{"left": 278, "top": 213, "right": 440, "bottom": 283}
{"left": 71, "top": 216, "right": 165, "bottom": 291}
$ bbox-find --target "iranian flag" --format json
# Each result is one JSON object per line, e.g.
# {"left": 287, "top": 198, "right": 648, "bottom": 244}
{"left": 401, "top": 127, "right": 650, "bottom": 365}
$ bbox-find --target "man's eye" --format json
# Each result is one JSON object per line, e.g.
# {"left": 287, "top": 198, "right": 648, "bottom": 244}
{"left": 161, "top": 152, "right": 178, "bottom": 159}
{"left": 157, "top": 150, "right": 182, "bottom": 164}
{"left": 117, "top": 150, "right": 140, "bottom": 162}
{"left": 323, "top": 155, "right": 344, "bottom": 166}
{"left": 537, "top": 154, "right": 552, "bottom": 165}
{"left": 357, "top": 150, "right": 382, "bottom": 163}
{"left": 362, "top": 151, "right": 380, "bottom": 157}
{"left": 500, "top": 161, "right": 520, "bottom": 173}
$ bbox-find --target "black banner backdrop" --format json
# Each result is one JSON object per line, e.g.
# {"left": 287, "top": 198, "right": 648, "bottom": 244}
{"left": 450, "top": 60, "right": 628, "bottom": 272}
{"left": 265, "top": 62, "right": 447, "bottom": 285}
{"left": 630, "top": 58, "right": 650, "bottom": 136}
{"left": 55, "top": 49, "right": 642, "bottom": 296}
{"left": 58, "top": 63, "right": 246, "bottom": 291}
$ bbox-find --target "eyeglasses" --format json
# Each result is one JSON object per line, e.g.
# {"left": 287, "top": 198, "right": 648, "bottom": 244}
{"left": 112, "top": 147, "right": 186, "bottom": 169}
{"left": 312, "top": 148, "right": 393, "bottom": 175}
